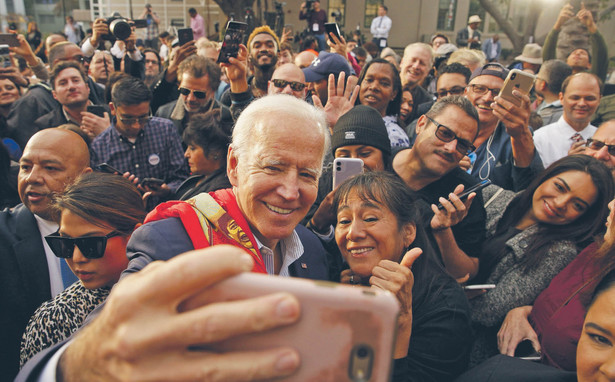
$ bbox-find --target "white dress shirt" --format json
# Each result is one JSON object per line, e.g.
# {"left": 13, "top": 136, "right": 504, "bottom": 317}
{"left": 370, "top": 15, "right": 392, "bottom": 39}
{"left": 533, "top": 116, "right": 597, "bottom": 168}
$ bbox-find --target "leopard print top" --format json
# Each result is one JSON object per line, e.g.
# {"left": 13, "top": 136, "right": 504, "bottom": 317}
{"left": 19, "top": 282, "right": 110, "bottom": 368}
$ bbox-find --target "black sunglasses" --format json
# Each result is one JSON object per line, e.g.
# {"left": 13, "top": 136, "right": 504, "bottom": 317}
{"left": 425, "top": 116, "right": 476, "bottom": 155}
{"left": 587, "top": 138, "right": 615, "bottom": 156}
{"left": 178, "top": 87, "right": 208, "bottom": 99}
{"left": 271, "top": 79, "right": 306, "bottom": 91}
{"left": 45, "top": 231, "right": 123, "bottom": 259}
{"left": 436, "top": 86, "right": 466, "bottom": 99}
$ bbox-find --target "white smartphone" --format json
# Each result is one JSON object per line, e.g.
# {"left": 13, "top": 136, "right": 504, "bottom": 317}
{"left": 463, "top": 284, "right": 496, "bottom": 290}
{"left": 498, "top": 69, "right": 535, "bottom": 107}
{"left": 201, "top": 273, "right": 400, "bottom": 382}
{"left": 333, "top": 158, "right": 364, "bottom": 189}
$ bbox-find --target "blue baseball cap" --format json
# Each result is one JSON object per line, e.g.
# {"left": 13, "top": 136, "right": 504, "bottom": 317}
{"left": 302, "top": 51, "right": 352, "bottom": 83}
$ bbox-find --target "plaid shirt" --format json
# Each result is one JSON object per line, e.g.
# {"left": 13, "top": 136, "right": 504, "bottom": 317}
{"left": 91, "top": 117, "right": 189, "bottom": 210}
{"left": 145, "top": 13, "right": 159, "bottom": 41}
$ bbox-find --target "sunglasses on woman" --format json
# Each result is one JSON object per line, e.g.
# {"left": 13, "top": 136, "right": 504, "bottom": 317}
{"left": 45, "top": 231, "right": 123, "bottom": 259}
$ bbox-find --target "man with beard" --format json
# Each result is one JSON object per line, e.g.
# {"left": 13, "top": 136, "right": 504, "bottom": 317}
{"left": 143, "top": 49, "right": 161, "bottom": 87}
{"left": 34, "top": 61, "right": 109, "bottom": 138}
{"left": 156, "top": 55, "right": 232, "bottom": 138}
{"left": 220, "top": 26, "right": 280, "bottom": 106}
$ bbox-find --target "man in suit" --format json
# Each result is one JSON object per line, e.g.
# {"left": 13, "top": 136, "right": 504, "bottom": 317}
{"left": 18, "top": 94, "right": 332, "bottom": 381}
{"left": 0, "top": 128, "right": 91, "bottom": 380}
{"left": 482, "top": 34, "right": 501, "bottom": 62}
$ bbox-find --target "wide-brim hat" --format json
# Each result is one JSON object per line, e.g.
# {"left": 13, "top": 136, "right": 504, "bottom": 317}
{"left": 468, "top": 15, "right": 482, "bottom": 24}
{"left": 515, "top": 43, "right": 543, "bottom": 65}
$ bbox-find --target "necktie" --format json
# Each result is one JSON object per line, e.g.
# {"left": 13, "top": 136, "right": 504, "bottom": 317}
{"left": 571, "top": 133, "right": 583, "bottom": 144}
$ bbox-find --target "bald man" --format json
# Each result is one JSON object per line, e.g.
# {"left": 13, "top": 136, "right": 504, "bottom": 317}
{"left": 294, "top": 50, "right": 317, "bottom": 69}
{"left": 268, "top": 63, "right": 307, "bottom": 99}
{"left": 0, "top": 129, "right": 91, "bottom": 380}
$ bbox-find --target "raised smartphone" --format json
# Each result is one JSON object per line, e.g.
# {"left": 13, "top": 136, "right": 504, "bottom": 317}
{"left": 437, "top": 179, "right": 491, "bottom": 209}
{"left": 499, "top": 69, "right": 535, "bottom": 107}
{"left": 0, "top": 45, "right": 12, "bottom": 68}
{"left": 217, "top": 21, "right": 248, "bottom": 64}
{"left": 324, "top": 22, "right": 342, "bottom": 40}
{"left": 0, "top": 34, "right": 19, "bottom": 47}
{"left": 140, "top": 177, "right": 165, "bottom": 189}
{"left": 333, "top": 157, "right": 364, "bottom": 189}
{"left": 177, "top": 27, "right": 194, "bottom": 46}
{"left": 97, "top": 163, "right": 122, "bottom": 174}
{"left": 201, "top": 272, "right": 400, "bottom": 382}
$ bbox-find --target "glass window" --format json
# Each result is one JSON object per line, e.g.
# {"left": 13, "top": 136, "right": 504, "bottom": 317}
{"left": 328, "top": 0, "right": 346, "bottom": 27}
{"left": 364, "top": 0, "right": 380, "bottom": 28}
{"left": 437, "top": 0, "right": 457, "bottom": 31}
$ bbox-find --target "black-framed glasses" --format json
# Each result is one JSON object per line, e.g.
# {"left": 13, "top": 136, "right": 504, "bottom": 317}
{"left": 469, "top": 84, "right": 500, "bottom": 98}
{"left": 436, "top": 86, "right": 466, "bottom": 99}
{"left": 271, "top": 79, "right": 306, "bottom": 91}
{"left": 587, "top": 138, "right": 615, "bottom": 156}
{"left": 178, "top": 87, "right": 208, "bottom": 99}
{"left": 117, "top": 113, "right": 152, "bottom": 126}
{"left": 45, "top": 231, "right": 123, "bottom": 259}
{"left": 425, "top": 116, "right": 476, "bottom": 155}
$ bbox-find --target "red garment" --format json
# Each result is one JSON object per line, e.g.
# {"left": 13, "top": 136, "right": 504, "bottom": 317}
{"left": 529, "top": 242, "right": 599, "bottom": 371}
{"left": 145, "top": 188, "right": 267, "bottom": 273}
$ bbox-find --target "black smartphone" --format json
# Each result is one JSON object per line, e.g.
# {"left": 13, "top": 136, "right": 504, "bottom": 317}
{"left": 86, "top": 105, "right": 106, "bottom": 118}
{"left": 437, "top": 179, "right": 492, "bottom": 209}
{"left": 141, "top": 177, "right": 165, "bottom": 189}
{"left": 177, "top": 28, "right": 194, "bottom": 46}
{"left": 0, "top": 34, "right": 19, "bottom": 47}
{"left": 324, "top": 23, "right": 341, "bottom": 40}
{"left": 514, "top": 339, "right": 540, "bottom": 360}
{"left": 217, "top": 21, "right": 248, "bottom": 64}
{"left": 97, "top": 163, "right": 122, "bottom": 174}
{"left": 132, "top": 19, "right": 148, "bottom": 29}
{"left": 0, "top": 45, "right": 12, "bottom": 68}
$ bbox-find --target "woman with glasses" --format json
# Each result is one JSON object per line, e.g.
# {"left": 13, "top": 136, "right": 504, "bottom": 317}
{"left": 175, "top": 110, "right": 231, "bottom": 200}
{"left": 356, "top": 58, "right": 410, "bottom": 148}
{"left": 19, "top": 172, "right": 146, "bottom": 367}
{"left": 464, "top": 155, "right": 613, "bottom": 366}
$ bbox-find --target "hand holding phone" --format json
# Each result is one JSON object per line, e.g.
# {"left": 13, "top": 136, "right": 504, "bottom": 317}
{"left": 437, "top": 179, "right": 491, "bottom": 209}
{"left": 217, "top": 21, "right": 248, "bottom": 64}
{"left": 177, "top": 28, "right": 193, "bottom": 46}
{"left": 140, "top": 177, "right": 165, "bottom": 189}
{"left": 498, "top": 69, "right": 535, "bottom": 107}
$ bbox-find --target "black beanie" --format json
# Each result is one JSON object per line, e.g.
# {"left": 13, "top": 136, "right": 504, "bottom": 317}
{"left": 331, "top": 105, "right": 391, "bottom": 156}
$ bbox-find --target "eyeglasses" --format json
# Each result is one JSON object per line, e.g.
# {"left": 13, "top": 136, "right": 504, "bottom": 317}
{"left": 178, "top": 87, "right": 208, "bottom": 99}
{"left": 271, "top": 79, "right": 306, "bottom": 91}
{"left": 45, "top": 231, "right": 123, "bottom": 259}
{"left": 587, "top": 138, "right": 615, "bottom": 156}
{"left": 436, "top": 86, "right": 466, "bottom": 99}
{"left": 117, "top": 113, "right": 152, "bottom": 126}
{"left": 469, "top": 84, "right": 500, "bottom": 98}
{"left": 426, "top": 116, "right": 476, "bottom": 155}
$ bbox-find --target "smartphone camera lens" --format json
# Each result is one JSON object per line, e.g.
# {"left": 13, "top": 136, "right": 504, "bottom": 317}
{"left": 357, "top": 346, "right": 369, "bottom": 358}
{"left": 511, "top": 73, "right": 516, "bottom": 79}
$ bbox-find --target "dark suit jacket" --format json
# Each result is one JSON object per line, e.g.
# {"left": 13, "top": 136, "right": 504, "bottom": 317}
{"left": 17, "top": 217, "right": 330, "bottom": 381}
{"left": 0, "top": 204, "right": 50, "bottom": 381}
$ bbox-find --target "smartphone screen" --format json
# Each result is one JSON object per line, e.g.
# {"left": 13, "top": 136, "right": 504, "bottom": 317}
{"left": 86, "top": 105, "right": 106, "bottom": 118}
{"left": 217, "top": 21, "right": 248, "bottom": 64}
{"left": 0, "top": 45, "right": 12, "bottom": 68}
{"left": 324, "top": 23, "right": 341, "bottom": 40}
{"left": 0, "top": 34, "right": 19, "bottom": 47}
{"left": 177, "top": 28, "right": 194, "bottom": 46}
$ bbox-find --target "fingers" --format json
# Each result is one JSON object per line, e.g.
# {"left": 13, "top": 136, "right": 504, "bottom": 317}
{"left": 312, "top": 94, "right": 323, "bottom": 108}
{"left": 400, "top": 248, "right": 422, "bottom": 268}
{"left": 348, "top": 84, "right": 360, "bottom": 105}
{"left": 327, "top": 72, "right": 336, "bottom": 101}
{"left": 456, "top": 273, "right": 470, "bottom": 284}
{"left": 150, "top": 292, "right": 300, "bottom": 349}
{"left": 336, "top": 70, "right": 346, "bottom": 96}
{"left": 125, "top": 245, "right": 254, "bottom": 304}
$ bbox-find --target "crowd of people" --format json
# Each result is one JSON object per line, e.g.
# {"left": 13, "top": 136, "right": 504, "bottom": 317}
{"left": 1, "top": 0, "right": 615, "bottom": 380}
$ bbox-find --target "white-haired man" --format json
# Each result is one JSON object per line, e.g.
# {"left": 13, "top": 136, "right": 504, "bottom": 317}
{"left": 18, "top": 94, "right": 332, "bottom": 381}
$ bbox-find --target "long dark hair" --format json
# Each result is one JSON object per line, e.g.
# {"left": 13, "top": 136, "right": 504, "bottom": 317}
{"left": 52, "top": 172, "right": 146, "bottom": 235}
{"left": 332, "top": 171, "right": 452, "bottom": 309}
{"left": 356, "top": 58, "right": 402, "bottom": 117}
{"left": 497, "top": 155, "right": 613, "bottom": 273}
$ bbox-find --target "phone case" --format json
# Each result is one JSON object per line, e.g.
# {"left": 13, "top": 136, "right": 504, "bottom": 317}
{"left": 217, "top": 21, "right": 248, "bottom": 64}
{"left": 200, "top": 273, "right": 399, "bottom": 382}
{"left": 498, "top": 69, "right": 535, "bottom": 107}
{"left": 333, "top": 158, "right": 364, "bottom": 189}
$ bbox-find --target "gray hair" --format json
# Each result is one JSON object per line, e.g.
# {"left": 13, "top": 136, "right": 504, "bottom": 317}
{"left": 402, "top": 43, "right": 434, "bottom": 67}
{"left": 231, "top": 94, "right": 329, "bottom": 174}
